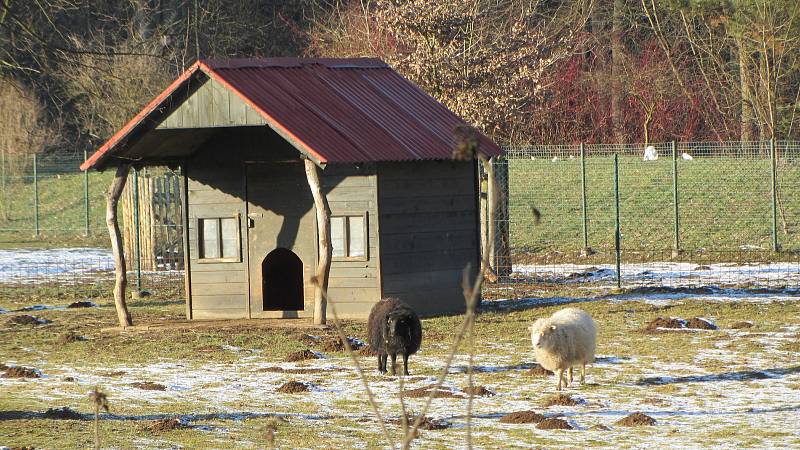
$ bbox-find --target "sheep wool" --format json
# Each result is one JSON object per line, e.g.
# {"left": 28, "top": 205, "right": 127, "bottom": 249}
{"left": 529, "top": 307, "right": 597, "bottom": 391}
{"left": 367, "top": 298, "right": 422, "bottom": 376}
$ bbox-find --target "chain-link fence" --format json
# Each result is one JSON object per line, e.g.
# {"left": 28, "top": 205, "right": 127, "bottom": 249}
{"left": 2, "top": 141, "right": 800, "bottom": 303}
{"left": 486, "top": 140, "right": 800, "bottom": 296}
{"left": 0, "top": 152, "right": 184, "bottom": 298}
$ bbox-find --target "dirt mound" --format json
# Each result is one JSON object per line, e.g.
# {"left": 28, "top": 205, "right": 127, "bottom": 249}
{"left": 320, "top": 336, "right": 365, "bottom": 352}
{"left": 644, "top": 317, "right": 686, "bottom": 332}
{"left": 499, "top": 410, "right": 545, "bottom": 424}
{"left": 590, "top": 424, "right": 611, "bottom": 431}
{"left": 62, "top": 376, "right": 76, "bottom": 382}
{"left": 257, "top": 366, "right": 329, "bottom": 374}
{"left": 616, "top": 412, "right": 656, "bottom": 426}
{"left": 542, "top": 394, "right": 579, "bottom": 407}
{"left": 2, "top": 366, "right": 40, "bottom": 379}
{"left": 536, "top": 417, "right": 572, "bottom": 430}
{"left": 731, "top": 321, "right": 754, "bottom": 329}
{"left": 130, "top": 381, "right": 167, "bottom": 391}
{"left": 277, "top": 381, "right": 310, "bottom": 393}
{"left": 147, "top": 418, "right": 187, "bottom": 432}
{"left": 390, "top": 415, "right": 450, "bottom": 430}
{"left": 7, "top": 315, "right": 50, "bottom": 326}
{"left": 0, "top": 363, "right": 8, "bottom": 370}
{"left": 66, "top": 301, "right": 96, "bottom": 309}
{"left": 43, "top": 407, "right": 83, "bottom": 420}
{"left": 99, "top": 370, "right": 127, "bottom": 377}
{"left": 526, "top": 365, "right": 554, "bottom": 377}
{"left": 402, "top": 386, "right": 462, "bottom": 399}
{"left": 285, "top": 349, "right": 321, "bottom": 362}
{"left": 462, "top": 385, "right": 495, "bottom": 397}
{"left": 7, "top": 446, "right": 35, "bottom": 450}
{"left": 58, "top": 332, "right": 85, "bottom": 344}
{"left": 686, "top": 317, "right": 717, "bottom": 330}
{"left": 693, "top": 265, "right": 712, "bottom": 271}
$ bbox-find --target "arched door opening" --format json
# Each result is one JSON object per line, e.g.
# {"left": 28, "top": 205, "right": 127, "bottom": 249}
{"left": 261, "top": 248, "right": 304, "bottom": 311}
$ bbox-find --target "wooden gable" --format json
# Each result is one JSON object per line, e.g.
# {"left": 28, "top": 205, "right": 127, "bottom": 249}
{"left": 157, "top": 77, "right": 266, "bottom": 129}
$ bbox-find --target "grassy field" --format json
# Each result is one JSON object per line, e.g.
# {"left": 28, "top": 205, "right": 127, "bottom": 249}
{"left": 0, "top": 168, "right": 113, "bottom": 249}
{"left": 1, "top": 284, "right": 798, "bottom": 448}
{"left": 508, "top": 155, "right": 800, "bottom": 261}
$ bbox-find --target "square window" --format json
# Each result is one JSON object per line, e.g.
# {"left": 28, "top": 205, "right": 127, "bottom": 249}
{"left": 331, "top": 213, "right": 368, "bottom": 261}
{"left": 198, "top": 216, "right": 240, "bottom": 262}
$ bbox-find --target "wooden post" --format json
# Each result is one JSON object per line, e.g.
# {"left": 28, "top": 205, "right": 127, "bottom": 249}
{"left": 107, "top": 164, "right": 133, "bottom": 327}
{"left": 304, "top": 158, "right": 332, "bottom": 326}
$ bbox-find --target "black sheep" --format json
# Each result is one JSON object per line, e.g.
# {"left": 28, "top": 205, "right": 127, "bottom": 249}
{"left": 367, "top": 298, "right": 422, "bottom": 375}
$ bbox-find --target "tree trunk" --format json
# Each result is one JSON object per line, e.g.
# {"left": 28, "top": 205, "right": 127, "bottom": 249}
{"left": 106, "top": 164, "right": 132, "bottom": 327}
{"left": 304, "top": 158, "right": 332, "bottom": 326}
{"left": 611, "top": 0, "right": 625, "bottom": 144}
{"left": 738, "top": 36, "right": 757, "bottom": 142}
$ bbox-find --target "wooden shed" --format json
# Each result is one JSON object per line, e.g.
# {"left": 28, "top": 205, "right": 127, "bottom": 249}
{"left": 81, "top": 58, "right": 503, "bottom": 320}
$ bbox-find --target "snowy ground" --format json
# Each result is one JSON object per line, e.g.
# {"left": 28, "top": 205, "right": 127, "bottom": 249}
{"left": 2, "top": 295, "right": 799, "bottom": 448}
{"left": 513, "top": 261, "right": 800, "bottom": 288}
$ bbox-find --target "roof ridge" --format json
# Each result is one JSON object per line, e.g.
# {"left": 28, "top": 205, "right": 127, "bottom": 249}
{"left": 201, "top": 57, "right": 388, "bottom": 70}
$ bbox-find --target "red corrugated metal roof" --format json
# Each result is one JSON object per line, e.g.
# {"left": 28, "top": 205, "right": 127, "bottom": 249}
{"left": 81, "top": 58, "right": 503, "bottom": 170}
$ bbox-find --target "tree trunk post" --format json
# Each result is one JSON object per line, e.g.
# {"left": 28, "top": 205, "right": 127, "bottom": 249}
{"left": 304, "top": 158, "right": 332, "bottom": 326}
{"left": 107, "top": 164, "right": 133, "bottom": 327}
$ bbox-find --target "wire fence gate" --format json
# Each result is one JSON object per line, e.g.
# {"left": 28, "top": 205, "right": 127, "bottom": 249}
{"left": 1, "top": 140, "right": 799, "bottom": 301}
{"left": 484, "top": 140, "right": 800, "bottom": 297}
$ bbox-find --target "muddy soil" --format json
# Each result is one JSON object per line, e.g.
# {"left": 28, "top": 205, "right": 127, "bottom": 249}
{"left": 147, "top": 418, "right": 186, "bottom": 432}
{"left": 66, "top": 301, "right": 95, "bottom": 309}
{"left": 130, "top": 381, "right": 167, "bottom": 391}
{"left": 461, "top": 385, "right": 495, "bottom": 397}
{"left": 731, "top": 321, "right": 754, "bottom": 329}
{"left": 542, "top": 393, "right": 580, "bottom": 407}
{"left": 357, "top": 344, "right": 377, "bottom": 356}
{"left": 499, "top": 411, "right": 545, "bottom": 424}
{"left": 7, "top": 315, "right": 49, "bottom": 326}
{"left": 526, "top": 365, "right": 554, "bottom": 377}
{"left": 389, "top": 415, "right": 450, "bottom": 430}
{"left": 616, "top": 412, "right": 656, "bottom": 426}
{"left": 402, "top": 386, "right": 462, "bottom": 399}
{"left": 257, "top": 367, "right": 330, "bottom": 374}
{"left": 285, "top": 349, "right": 321, "bottom": 362}
{"left": 43, "top": 407, "right": 83, "bottom": 420}
{"left": 686, "top": 317, "right": 718, "bottom": 330}
{"left": 2, "top": 366, "right": 40, "bottom": 379}
{"left": 57, "top": 332, "right": 85, "bottom": 344}
{"left": 277, "top": 381, "right": 310, "bottom": 393}
{"left": 644, "top": 317, "right": 686, "bottom": 332}
{"left": 536, "top": 417, "right": 572, "bottom": 430}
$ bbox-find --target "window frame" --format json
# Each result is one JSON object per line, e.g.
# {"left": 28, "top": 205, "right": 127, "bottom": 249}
{"left": 330, "top": 211, "right": 369, "bottom": 262}
{"left": 196, "top": 214, "right": 241, "bottom": 263}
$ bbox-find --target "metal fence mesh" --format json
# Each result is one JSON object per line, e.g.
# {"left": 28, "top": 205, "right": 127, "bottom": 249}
{"left": 1, "top": 141, "right": 799, "bottom": 302}
{"left": 488, "top": 140, "right": 800, "bottom": 295}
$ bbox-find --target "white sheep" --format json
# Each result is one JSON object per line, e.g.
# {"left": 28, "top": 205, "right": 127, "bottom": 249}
{"left": 529, "top": 307, "right": 597, "bottom": 391}
{"left": 643, "top": 145, "right": 658, "bottom": 161}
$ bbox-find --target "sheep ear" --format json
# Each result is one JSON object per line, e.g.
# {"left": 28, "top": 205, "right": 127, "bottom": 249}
{"left": 550, "top": 325, "right": 557, "bottom": 331}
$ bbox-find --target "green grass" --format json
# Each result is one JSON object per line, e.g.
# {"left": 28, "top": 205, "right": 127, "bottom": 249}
{"left": 0, "top": 170, "right": 113, "bottom": 248}
{"left": 508, "top": 156, "right": 800, "bottom": 261}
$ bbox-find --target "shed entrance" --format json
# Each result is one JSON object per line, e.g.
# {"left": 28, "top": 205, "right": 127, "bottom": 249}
{"left": 261, "top": 248, "right": 303, "bottom": 311}
{"left": 245, "top": 162, "right": 316, "bottom": 318}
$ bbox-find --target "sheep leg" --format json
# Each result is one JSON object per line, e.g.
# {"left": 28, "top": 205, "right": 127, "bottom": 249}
{"left": 568, "top": 367, "right": 574, "bottom": 384}
{"left": 378, "top": 354, "right": 387, "bottom": 373}
{"left": 402, "top": 352, "right": 410, "bottom": 376}
{"left": 557, "top": 369, "right": 564, "bottom": 391}
{"left": 390, "top": 353, "right": 397, "bottom": 376}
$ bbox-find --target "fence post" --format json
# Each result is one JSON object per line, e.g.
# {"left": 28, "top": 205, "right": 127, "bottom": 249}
{"left": 770, "top": 138, "right": 779, "bottom": 252}
{"left": 83, "top": 150, "right": 90, "bottom": 236}
{"left": 671, "top": 141, "right": 680, "bottom": 258}
{"left": 580, "top": 143, "right": 592, "bottom": 256}
{"left": 133, "top": 168, "right": 142, "bottom": 291}
{"left": 33, "top": 153, "right": 39, "bottom": 236}
{"left": 613, "top": 153, "right": 621, "bottom": 289}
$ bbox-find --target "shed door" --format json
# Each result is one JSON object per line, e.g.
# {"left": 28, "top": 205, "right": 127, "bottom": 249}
{"left": 245, "top": 163, "right": 316, "bottom": 318}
